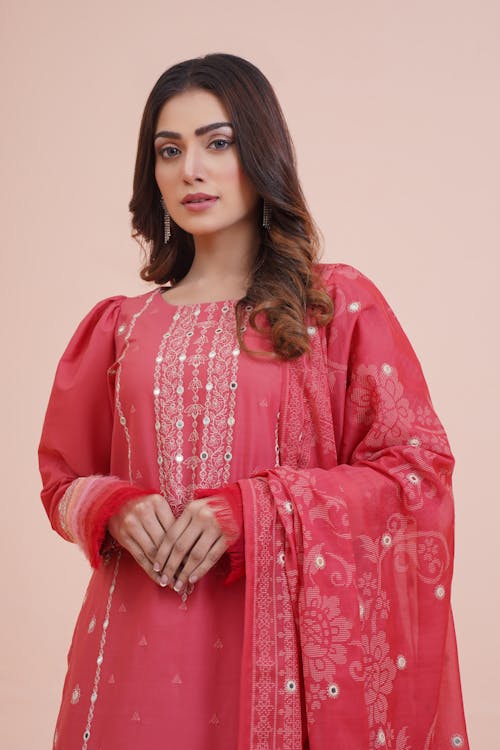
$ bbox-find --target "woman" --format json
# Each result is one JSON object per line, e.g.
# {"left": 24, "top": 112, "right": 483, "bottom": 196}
{"left": 39, "top": 53, "right": 468, "bottom": 749}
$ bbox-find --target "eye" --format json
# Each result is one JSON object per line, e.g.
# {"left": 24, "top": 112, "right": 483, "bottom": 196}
{"left": 158, "top": 145, "right": 180, "bottom": 159}
{"left": 209, "top": 138, "right": 232, "bottom": 150}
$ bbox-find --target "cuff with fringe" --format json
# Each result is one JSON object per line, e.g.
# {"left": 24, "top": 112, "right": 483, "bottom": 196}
{"left": 58, "top": 475, "right": 157, "bottom": 567}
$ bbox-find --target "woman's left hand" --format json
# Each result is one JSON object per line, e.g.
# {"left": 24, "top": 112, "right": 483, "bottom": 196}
{"left": 152, "top": 496, "right": 228, "bottom": 592}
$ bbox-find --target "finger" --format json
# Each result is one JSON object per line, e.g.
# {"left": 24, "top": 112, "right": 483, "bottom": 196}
{"left": 177, "top": 536, "right": 227, "bottom": 590}
{"left": 153, "top": 499, "right": 220, "bottom": 581}
{"left": 134, "top": 495, "right": 173, "bottom": 549}
{"left": 154, "top": 497, "right": 175, "bottom": 534}
{"left": 141, "top": 513, "right": 169, "bottom": 554}
{"left": 171, "top": 533, "right": 222, "bottom": 591}
{"left": 160, "top": 522, "right": 205, "bottom": 586}
{"left": 127, "top": 525, "right": 160, "bottom": 565}
{"left": 110, "top": 495, "right": 167, "bottom": 553}
{"left": 116, "top": 508, "right": 166, "bottom": 563}
{"left": 167, "top": 501, "right": 223, "bottom": 585}
{"left": 152, "top": 514, "right": 192, "bottom": 579}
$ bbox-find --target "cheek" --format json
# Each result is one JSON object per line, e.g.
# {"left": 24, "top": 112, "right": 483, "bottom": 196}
{"left": 223, "top": 162, "right": 257, "bottom": 204}
{"left": 220, "top": 159, "right": 242, "bottom": 183}
{"left": 154, "top": 162, "right": 166, "bottom": 186}
{"left": 219, "top": 152, "right": 246, "bottom": 185}
{"left": 155, "top": 161, "right": 176, "bottom": 190}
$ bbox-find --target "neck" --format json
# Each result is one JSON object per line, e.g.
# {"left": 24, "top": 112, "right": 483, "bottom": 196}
{"left": 180, "top": 220, "right": 260, "bottom": 291}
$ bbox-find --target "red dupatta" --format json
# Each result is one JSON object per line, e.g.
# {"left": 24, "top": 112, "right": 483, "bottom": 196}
{"left": 235, "top": 264, "right": 468, "bottom": 749}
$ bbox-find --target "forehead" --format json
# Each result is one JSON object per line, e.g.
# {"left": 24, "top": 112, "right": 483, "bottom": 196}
{"left": 156, "top": 88, "right": 230, "bottom": 132}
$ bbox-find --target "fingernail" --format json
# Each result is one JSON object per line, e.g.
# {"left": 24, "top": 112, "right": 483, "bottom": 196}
{"left": 160, "top": 575, "right": 169, "bottom": 587}
{"left": 188, "top": 575, "right": 197, "bottom": 584}
{"left": 173, "top": 580, "right": 182, "bottom": 592}
{"left": 153, "top": 562, "right": 161, "bottom": 573}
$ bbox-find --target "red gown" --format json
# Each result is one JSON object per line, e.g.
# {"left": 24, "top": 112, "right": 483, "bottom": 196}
{"left": 39, "top": 263, "right": 469, "bottom": 749}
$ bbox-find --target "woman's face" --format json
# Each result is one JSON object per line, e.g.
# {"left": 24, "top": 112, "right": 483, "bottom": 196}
{"left": 154, "top": 88, "right": 260, "bottom": 239}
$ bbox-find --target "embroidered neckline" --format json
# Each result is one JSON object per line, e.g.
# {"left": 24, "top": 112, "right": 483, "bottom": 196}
{"left": 156, "top": 287, "right": 241, "bottom": 310}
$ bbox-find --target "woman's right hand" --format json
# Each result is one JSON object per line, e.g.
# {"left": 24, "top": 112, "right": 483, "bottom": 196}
{"left": 107, "top": 493, "right": 175, "bottom": 584}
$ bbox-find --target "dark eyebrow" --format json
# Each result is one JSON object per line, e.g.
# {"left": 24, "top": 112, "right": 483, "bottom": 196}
{"left": 154, "top": 121, "right": 233, "bottom": 141}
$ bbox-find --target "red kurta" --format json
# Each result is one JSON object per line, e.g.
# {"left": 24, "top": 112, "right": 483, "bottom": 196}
{"left": 39, "top": 263, "right": 468, "bottom": 749}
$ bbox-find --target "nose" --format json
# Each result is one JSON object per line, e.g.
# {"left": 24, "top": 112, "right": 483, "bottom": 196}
{"left": 182, "top": 144, "right": 205, "bottom": 183}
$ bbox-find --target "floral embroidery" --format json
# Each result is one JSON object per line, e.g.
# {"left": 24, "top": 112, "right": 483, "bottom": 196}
{"left": 375, "top": 590, "right": 390, "bottom": 620}
{"left": 301, "top": 588, "right": 352, "bottom": 685}
{"left": 350, "top": 631, "right": 397, "bottom": 726}
{"left": 349, "top": 364, "right": 415, "bottom": 450}
{"left": 418, "top": 537, "right": 441, "bottom": 571}
{"left": 369, "top": 723, "right": 410, "bottom": 750}
{"left": 357, "top": 571, "right": 377, "bottom": 600}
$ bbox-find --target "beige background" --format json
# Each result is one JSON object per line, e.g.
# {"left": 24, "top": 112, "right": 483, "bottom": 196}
{"left": 1, "top": 1, "right": 498, "bottom": 747}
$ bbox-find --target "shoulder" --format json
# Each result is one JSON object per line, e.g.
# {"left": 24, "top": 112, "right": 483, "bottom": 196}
{"left": 63, "top": 289, "right": 159, "bottom": 358}
{"left": 77, "top": 288, "right": 159, "bottom": 329}
{"left": 314, "top": 262, "right": 392, "bottom": 314}
{"left": 314, "top": 263, "right": 417, "bottom": 363}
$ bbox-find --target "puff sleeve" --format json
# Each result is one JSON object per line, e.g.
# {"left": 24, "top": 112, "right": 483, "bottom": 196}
{"left": 38, "top": 297, "right": 155, "bottom": 567}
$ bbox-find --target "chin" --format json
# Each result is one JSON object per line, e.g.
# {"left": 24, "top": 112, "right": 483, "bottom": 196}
{"left": 189, "top": 221, "right": 240, "bottom": 237}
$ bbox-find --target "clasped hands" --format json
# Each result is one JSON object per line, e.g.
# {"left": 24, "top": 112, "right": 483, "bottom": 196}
{"left": 107, "top": 493, "right": 228, "bottom": 593}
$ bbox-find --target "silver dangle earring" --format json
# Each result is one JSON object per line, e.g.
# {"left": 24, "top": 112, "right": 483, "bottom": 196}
{"left": 262, "top": 199, "right": 272, "bottom": 229}
{"left": 160, "top": 197, "right": 171, "bottom": 243}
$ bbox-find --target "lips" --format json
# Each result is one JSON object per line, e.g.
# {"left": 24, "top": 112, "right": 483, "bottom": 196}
{"left": 182, "top": 193, "right": 218, "bottom": 204}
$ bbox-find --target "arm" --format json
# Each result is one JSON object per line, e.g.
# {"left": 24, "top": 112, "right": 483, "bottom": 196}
{"left": 38, "top": 296, "right": 167, "bottom": 570}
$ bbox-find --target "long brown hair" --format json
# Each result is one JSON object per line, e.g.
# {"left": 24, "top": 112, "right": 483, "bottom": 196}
{"left": 129, "top": 53, "right": 332, "bottom": 359}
